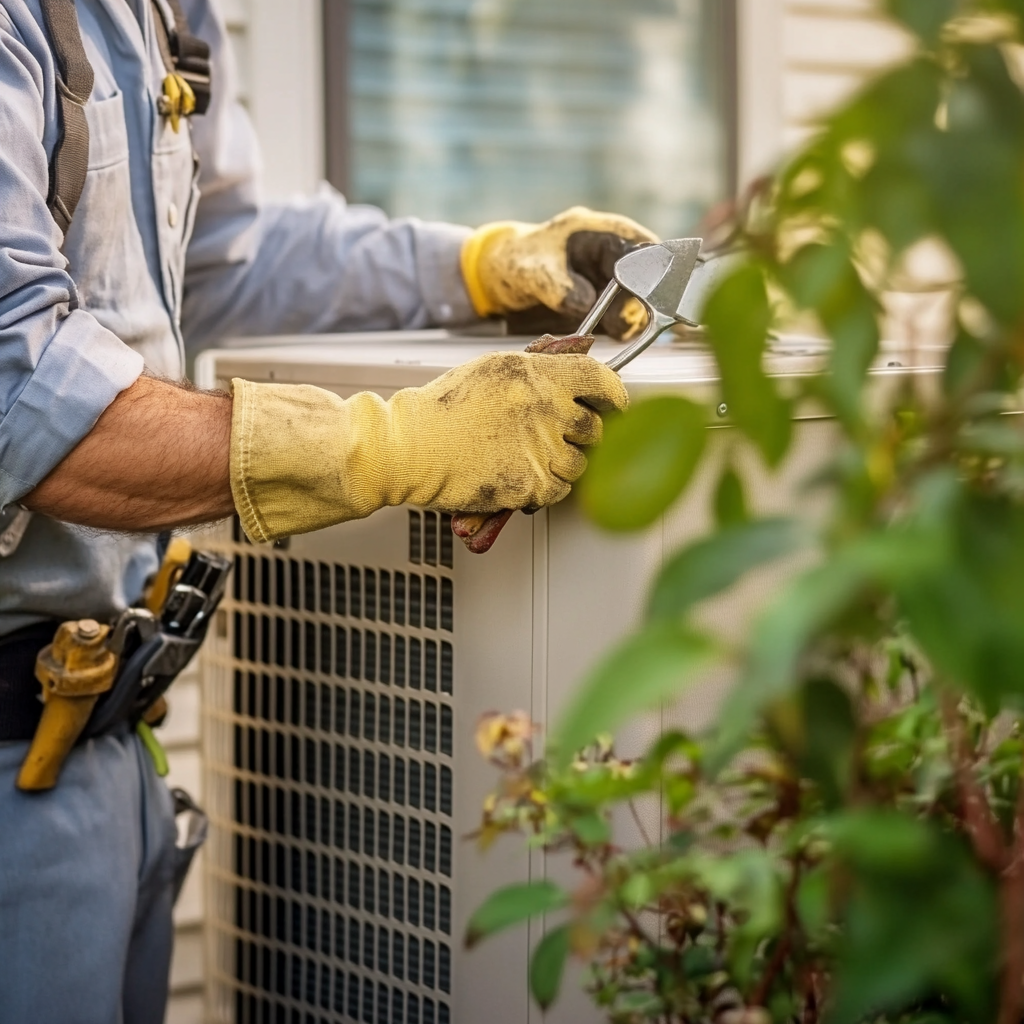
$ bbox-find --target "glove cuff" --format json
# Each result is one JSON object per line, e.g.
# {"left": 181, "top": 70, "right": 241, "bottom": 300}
{"left": 229, "top": 379, "right": 398, "bottom": 544}
{"left": 460, "top": 221, "right": 523, "bottom": 317}
{"left": 230, "top": 378, "right": 270, "bottom": 543}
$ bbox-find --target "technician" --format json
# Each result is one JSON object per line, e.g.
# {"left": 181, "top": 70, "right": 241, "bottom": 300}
{"left": 0, "top": 0, "right": 655, "bottom": 1021}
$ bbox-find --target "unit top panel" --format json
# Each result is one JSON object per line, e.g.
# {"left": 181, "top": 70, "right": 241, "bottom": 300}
{"left": 197, "top": 330, "right": 946, "bottom": 396}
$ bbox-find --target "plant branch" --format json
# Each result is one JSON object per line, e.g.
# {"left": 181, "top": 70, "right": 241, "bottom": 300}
{"left": 997, "top": 772, "right": 1024, "bottom": 1024}
{"left": 629, "top": 798, "right": 655, "bottom": 849}
{"left": 751, "top": 858, "right": 802, "bottom": 1007}
{"left": 620, "top": 903, "right": 661, "bottom": 951}
{"left": 941, "top": 694, "right": 1007, "bottom": 873}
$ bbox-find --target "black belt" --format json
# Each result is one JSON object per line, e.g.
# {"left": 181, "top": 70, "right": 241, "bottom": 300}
{"left": 0, "top": 621, "right": 59, "bottom": 742}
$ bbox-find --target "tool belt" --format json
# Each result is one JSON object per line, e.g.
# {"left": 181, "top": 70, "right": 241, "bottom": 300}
{"left": 3, "top": 546, "right": 231, "bottom": 791}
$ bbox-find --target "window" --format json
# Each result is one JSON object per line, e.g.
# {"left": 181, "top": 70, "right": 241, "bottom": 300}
{"left": 324, "top": 0, "right": 736, "bottom": 238}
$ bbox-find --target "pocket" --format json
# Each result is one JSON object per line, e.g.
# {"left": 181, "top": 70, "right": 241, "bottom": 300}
{"left": 63, "top": 92, "right": 161, "bottom": 340}
{"left": 170, "top": 786, "right": 209, "bottom": 905}
{"left": 86, "top": 92, "right": 130, "bottom": 169}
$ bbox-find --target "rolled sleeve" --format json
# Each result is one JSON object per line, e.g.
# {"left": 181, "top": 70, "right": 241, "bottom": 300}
{"left": 0, "top": 13, "right": 144, "bottom": 507}
{"left": 184, "top": 186, "right": 479, "bottom": 350}
{"left": 413, "top": 220, "right": 477, "bottom": 327}
{"left": 0, "top": 312, "right": 143, "bottom": 505}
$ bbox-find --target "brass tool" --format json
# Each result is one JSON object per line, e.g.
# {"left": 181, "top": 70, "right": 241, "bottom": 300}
{"left": 17, "top": 619, "right": 118, "bottom": 792}
{"left": 158, "top": 72, "right": 196, "bottom": 133}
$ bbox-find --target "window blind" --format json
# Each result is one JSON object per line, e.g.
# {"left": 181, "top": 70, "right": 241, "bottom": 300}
{"left": 347, "top": 0, "right": 733, "bottom": 237}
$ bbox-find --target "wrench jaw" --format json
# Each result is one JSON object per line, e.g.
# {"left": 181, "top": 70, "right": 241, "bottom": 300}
{"left": 604, "top": 237, "right": 704, "bottom": 372}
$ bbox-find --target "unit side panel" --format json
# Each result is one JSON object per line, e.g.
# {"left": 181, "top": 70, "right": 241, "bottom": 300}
{"left": 662, "top": 418, "right": 838, "bottom": 734}
{"left": 448, "top": 510, "right": 537, "bottom": 1024}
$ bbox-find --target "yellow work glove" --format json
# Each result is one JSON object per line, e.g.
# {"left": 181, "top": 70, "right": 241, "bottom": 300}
{"left": 230, "top": 351, "right": 629, "bottom": 544}
{"left": 461, "top": 206, "right": 659, "bottom": 340}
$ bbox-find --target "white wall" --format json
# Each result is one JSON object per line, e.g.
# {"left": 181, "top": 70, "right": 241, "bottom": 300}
{"left": 217, "top": 0, "right": 325, "bottom": 198}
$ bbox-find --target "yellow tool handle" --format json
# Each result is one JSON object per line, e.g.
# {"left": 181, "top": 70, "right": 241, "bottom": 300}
{"left": 145, "top": 536, "right": 193, "bottom": 614}
{"left": 17, "top": 694, "right": 103, "bottom": 791}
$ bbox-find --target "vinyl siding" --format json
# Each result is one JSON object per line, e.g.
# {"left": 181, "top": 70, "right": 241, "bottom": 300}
{"left": 781, "top": 0, "right": 912, "bottom": 148}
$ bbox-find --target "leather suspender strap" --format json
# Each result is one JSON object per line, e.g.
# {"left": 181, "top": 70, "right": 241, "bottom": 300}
{"left": 38, "top": 0, "right": 94, "bottom": 234}
{"left": 151, "top": 0, "right": 212, "bottom": 115}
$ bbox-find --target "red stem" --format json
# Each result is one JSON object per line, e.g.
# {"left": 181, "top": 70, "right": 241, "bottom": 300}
{"left": 751, "top": 859, "right": 801, "bottom": 1006}
{"left": 941, "top": 696, "right": 1007, "bottom": 873}
{"left": 997, "top": 776, "right": 1024, "bottom": 1024}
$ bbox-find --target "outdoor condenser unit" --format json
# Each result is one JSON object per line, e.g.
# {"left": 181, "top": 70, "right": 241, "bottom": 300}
{"left": 195, "top": 331, "right": 942, "bottom": 1024}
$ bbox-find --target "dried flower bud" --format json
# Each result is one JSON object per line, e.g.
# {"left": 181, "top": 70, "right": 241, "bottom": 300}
{"left": 475, "top": 711, "right": 536, "bottom": 767}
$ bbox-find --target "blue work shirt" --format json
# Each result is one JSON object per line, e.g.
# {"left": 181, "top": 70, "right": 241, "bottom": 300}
{"left": 0, "top": 0, "right": 476, "bottom": 635}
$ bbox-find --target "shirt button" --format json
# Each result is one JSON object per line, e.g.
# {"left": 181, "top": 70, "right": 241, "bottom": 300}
{"left": 167, "top": 202, "right": 179, "bottom": 228}
{"left": 438, "top": 303, "right": 452, "bottom": 320}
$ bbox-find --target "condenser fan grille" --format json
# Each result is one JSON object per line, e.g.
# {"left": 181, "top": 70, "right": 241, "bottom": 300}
{"left": 210, "top": 513, "right": 457, "bottom": 1024}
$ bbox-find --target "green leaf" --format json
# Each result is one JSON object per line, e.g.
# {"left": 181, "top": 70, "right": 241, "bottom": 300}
{"left": 680, "top": 945, "right": 719, "bottom": 979}
{"left": 770, "top": 678, "right": 857, "bottom": 808}
{"left": 569, "top": 812, "right": 611, "bottom": 846}
{"left": 552, "top": 623, "right": 719, "bottom": 767}
{"left": 708, "top": 527, "right": 943, "bottom": 773}
{"left": 943, "top": 330, "right": 988, "bottom": 399}
{"left": 713, "top": 463, "right": 749, "bottom": 528}
{"left": 688, "top": 849, "right": 785, "bottom": 940}
{"left": 704, "top": 263, "right": 792, "bottom": 466}
{"left": 621, "top": 873, "right": 655, "bottom": 909}
{"left": 648, "top": 518, "right": 803, "bottom": 621}
{"left": 795, "top": 865, "right": 832, "bottom": 938}
{"left": 465, "top": 882, "right": 569, "bottom": 948}
{"left": 827, "top": 812, "right": 999, "bottom": 1024}
{"left": 579, "top": 396, "right": 707, "bottom": 531}
{"left": 529, "top": 925, "right": 571, "bottom": 1011}
{"left": 799, "top": 679, "right": 857, "bottom": 807}
{"left": 781, "top": 244, "right": 880, "bottom": 424}
{"left": 896, "top": 491, "right": 1024, "bottom": 709}
{"left": 820, "top": 271, "right": 880, "bottom": 425}
{"left": 885, "top": 0, "right": 957, "bottom": 43}
{"left": 906, "top": 52, "right": 1024, "bottom": 326}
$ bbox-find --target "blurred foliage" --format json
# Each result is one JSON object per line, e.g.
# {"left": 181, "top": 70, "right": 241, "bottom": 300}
{"left": 468, "top": 1, "right": 1024, "bottom": 1021}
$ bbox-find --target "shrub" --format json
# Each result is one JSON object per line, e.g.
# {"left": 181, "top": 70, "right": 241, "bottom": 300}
{"left": 467, "top": 2, "right": 1024, "bottom": 1021}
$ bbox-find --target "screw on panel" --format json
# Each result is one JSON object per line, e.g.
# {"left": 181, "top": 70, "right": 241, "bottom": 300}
{"left": 717, "top": 403, "right": 729, "bottom": 418}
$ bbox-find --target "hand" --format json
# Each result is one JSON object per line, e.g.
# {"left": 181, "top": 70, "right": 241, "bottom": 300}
{"left": 461, "top": 207, "right": 659, "bottom": 340}
{"left": 230, "top": 351, "right": 629, "bottom": 543}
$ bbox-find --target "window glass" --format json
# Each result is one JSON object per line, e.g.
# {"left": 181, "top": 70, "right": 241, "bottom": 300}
{"left": 349, "top": 0, "right": 733, "bottom": 237}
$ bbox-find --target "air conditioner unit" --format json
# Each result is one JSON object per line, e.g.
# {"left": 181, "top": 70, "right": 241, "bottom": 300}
{"left": 195, "top": 331, "right": 941, "bottom": 1024}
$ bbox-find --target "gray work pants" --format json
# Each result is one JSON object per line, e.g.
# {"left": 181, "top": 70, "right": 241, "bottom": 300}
{"left": 0, "top": 727, "right": 178, "bottom": 1024}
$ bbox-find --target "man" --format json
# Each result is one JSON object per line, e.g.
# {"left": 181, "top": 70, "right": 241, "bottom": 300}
{"left": 0, "top": 0, "right": 656, "bottom": 1020}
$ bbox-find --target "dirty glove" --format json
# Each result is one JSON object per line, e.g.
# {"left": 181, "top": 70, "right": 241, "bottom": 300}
{"left": 460, "top": 206, "right": 659, "bottom": 340}
{"left": 230, "top": 351, "right": 629, "bottom": 544}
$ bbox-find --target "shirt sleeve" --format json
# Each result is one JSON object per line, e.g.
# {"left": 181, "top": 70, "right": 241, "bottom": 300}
{"left": 0, "top": 13, "right": 144, "bottom": 508}
{"left": 180, "top": 1, "right": 479, "bottom": 353}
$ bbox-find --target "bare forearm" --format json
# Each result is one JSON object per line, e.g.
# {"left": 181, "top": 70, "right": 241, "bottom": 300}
{"left": 24, "top": 375, "right": 234, "bottom": 531}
